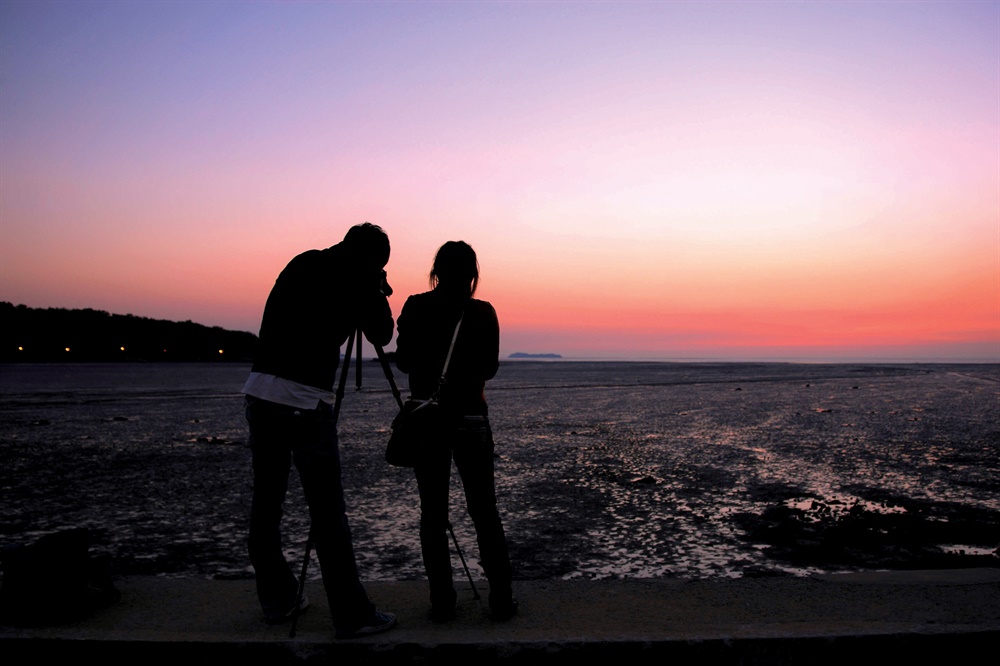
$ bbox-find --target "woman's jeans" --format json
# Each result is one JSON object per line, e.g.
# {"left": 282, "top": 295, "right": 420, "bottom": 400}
{"left": 414, "top": 416, "right": 513, "bottom": 608}
{"left": 245, "top": 396, "right": 374, "bottom": 627}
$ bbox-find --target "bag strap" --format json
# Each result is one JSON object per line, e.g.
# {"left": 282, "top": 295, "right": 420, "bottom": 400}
{"left": 430, "top": 310, "right": 464, "bottom": 401}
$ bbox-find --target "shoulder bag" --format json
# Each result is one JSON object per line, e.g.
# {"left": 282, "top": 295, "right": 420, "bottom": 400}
{"left": 385, "top": 311, "right": 464, "bottom": 467}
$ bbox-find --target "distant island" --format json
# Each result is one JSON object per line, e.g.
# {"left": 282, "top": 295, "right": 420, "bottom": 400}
{"left": 508, "top": 352, "right": 562, "bottom": 359}
{"left": 1, "top": 302, "right": 256, "bottom": 362}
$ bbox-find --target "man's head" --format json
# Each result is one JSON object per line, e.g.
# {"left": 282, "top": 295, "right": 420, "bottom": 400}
{"left": 343, "top": 222, "right": 390, "bottom": 269}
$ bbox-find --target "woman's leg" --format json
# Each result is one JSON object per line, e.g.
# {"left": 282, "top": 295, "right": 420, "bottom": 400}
{"left": 414, "top": 444, "right": 457, "bottom": 616}
{"left": 453, "top": 417, "right": 515, "bottom": 616}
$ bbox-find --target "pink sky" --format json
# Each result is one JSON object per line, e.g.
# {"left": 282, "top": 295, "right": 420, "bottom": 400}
{"left": 1, "top": 1, "right": 997, "bottom": 360}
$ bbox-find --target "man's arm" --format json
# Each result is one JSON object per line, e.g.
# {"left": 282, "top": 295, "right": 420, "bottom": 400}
{"left": 360, "top": 292, "right": 394, "bottom": 347}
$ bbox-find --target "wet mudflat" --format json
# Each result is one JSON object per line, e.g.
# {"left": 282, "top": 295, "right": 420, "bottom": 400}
{"left": 0, "top": 361, "right": 997, "bottom": 581}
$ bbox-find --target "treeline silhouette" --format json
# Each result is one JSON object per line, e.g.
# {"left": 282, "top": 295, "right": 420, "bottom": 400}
{"left": 1, "top": 302, "right": 257, "bottom": 362}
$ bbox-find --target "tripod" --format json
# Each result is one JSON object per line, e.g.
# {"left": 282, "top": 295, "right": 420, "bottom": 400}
{"left": 289, "top": 327, "right": 479, "bottom": 638}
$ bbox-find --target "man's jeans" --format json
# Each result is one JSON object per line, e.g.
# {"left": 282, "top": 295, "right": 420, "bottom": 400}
{"left": 245, "top": 396, "right": 374, "bottom": 627}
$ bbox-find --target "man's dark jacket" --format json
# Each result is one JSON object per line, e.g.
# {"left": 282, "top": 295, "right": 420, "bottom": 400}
{"left": 251, "top": 244, "right": 393, "bottom": 391}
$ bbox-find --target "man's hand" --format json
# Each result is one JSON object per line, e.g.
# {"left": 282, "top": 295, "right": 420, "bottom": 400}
{"left": 378, "top": 270, "right": 393, "bottom": 297}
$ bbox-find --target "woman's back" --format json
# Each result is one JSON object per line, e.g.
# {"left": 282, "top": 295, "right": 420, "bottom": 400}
{"left": 394, "top": 288, "right": 499, "bottom": 414}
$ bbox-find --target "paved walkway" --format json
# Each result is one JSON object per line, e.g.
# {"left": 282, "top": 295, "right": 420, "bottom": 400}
{"left": 3, "top": 569, "right": 999, "bottom": 664}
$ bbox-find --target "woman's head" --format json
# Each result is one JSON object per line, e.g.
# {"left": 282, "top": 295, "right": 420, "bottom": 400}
{"left": 430, "top": 241, "right": 479, "bottom": 296}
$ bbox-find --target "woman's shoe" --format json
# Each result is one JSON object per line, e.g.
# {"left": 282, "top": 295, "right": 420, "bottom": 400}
{"left": 429, "top": 604, "right": 457, "bottom": 623}
{"left": 429, "top": 587, "right": 457, "bottom": 622}
{"left": 489, "top": 595, "right": 518, "bottom": 621}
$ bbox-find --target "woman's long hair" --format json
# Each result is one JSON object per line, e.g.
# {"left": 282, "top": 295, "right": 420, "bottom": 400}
{"left": 430, "top": 241, "right": 479, "bottom": 296}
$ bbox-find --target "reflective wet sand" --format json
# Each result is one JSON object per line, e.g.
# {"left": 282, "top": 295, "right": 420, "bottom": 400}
{"left": 1, "top": 362, "right": 996, "bottom": 580}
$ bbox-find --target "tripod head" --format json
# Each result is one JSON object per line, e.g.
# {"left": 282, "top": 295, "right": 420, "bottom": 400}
{"left": 334, "top": 328, "right": 404, "bottom": 430}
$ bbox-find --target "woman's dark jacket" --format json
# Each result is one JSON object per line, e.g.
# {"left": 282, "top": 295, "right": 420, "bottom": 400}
{"left": 394, "top": 288, "right": 499, "bottom": 416}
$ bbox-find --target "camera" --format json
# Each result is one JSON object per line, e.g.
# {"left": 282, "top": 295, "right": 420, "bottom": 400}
{"left": 378, "top": 270, "right": 393, "bottom": 296}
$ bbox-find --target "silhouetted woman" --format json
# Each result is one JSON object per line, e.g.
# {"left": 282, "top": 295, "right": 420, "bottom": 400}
{"left": 394, "top": 241, "right": 516, "bottom": 621}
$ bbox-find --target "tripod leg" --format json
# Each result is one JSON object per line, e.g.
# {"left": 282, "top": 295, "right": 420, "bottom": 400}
{"left": 373, "top": 344, "right": 404, "bottom": 409}
{"left": 448, "top": 520, "right": 481, "bottom": 600}
{"left": 355, "top": 327, "right": 363, "bottom": 390}
{"left": 332, "top": 330, "right": 355, "bottom": 425}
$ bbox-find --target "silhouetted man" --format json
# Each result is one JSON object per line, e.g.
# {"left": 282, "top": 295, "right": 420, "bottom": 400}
{"left": 242, "top": 223, "right": 396, "bottom": 638}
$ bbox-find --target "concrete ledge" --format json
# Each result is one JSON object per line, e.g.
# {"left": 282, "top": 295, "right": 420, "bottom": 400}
{"left": 3, "top": 570, "right": 999, "bottom": 664}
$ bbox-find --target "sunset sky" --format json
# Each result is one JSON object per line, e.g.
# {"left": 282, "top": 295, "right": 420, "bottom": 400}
{"left": 1, "top": 1, "right": 997, "bottom": 360}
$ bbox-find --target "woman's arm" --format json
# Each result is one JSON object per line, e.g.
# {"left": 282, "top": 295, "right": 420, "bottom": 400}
{"left": 469, "top": 300, "right": 500, "bottom": 381}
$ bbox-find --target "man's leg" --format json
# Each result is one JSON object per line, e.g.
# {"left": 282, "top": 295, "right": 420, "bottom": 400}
{"left": 246, "top": 396, "right": 299, "bottom": 619}
{"left": 292, "top": 402, "right": 375, "bottom": 629}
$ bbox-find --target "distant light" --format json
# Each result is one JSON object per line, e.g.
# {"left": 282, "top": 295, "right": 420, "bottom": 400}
{"left": 120, "top": 346, "right": 125, "bottom": 351}
{"left": 65, "top": 347, "right": 71, "bottom": 352}
{"left": 18, "top": 346, "right": 23, "bottom": 351}
{"left": 218, "top": 349, "right": 224, "bottom": 354}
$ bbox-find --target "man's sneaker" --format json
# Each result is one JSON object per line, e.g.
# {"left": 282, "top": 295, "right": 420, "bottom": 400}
{"left": 264, "top": 594, "right": 309, "bottom": 625}
{"left": 335, "top": 610, "right": 397, "bottom": 639}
